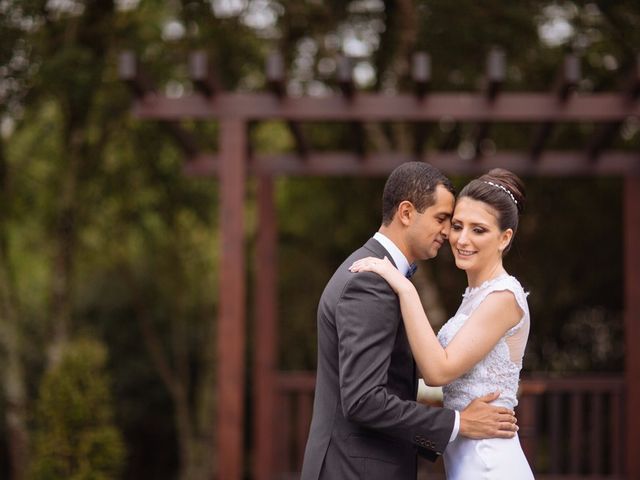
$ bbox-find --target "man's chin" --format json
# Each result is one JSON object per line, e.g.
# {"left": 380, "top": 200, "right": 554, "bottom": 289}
{"left": 423, "top": 249, "right": 439, "bottom": 260}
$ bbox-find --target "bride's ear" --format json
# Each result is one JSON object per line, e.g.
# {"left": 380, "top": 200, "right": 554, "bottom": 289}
{"left": 499, "top": 228, "right": 513, "bottom": 252}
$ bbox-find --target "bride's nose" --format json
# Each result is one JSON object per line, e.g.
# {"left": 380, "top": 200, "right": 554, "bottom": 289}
{"left": 456, "top": 228, "right": 470, "bottom": 246}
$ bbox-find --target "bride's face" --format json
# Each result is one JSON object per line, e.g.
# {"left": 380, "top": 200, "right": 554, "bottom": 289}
{"left": 448, "top": 197, "right": 513, "bottom": 272}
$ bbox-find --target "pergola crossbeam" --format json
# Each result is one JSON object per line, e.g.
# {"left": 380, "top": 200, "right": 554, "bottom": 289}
{"left": 181, "top": 151, "right": 640, "bottom": 177}
{"left": 130, "top": 92, "right": 640, "bottom": 121}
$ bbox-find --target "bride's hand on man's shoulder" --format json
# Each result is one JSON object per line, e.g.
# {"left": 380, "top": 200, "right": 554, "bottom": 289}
{"left": 349, "top": 256, "right": 395, "bottom": 277}
{"left": 349, "top": 256, "right": 409, "bottom": 293}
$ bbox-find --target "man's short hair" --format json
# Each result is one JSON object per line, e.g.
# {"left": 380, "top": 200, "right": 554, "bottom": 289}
{"left": 381, "top": 162, "right": 454, "bottom": 226}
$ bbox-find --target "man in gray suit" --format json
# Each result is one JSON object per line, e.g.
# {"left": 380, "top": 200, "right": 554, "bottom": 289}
{"left": 301, "top": 162, "right": 518, "bottom": 480}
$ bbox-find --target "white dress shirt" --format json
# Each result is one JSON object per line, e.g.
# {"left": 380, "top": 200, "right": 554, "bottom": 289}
{"left": 372, "top": 232, "right": 460, "bottom": 443}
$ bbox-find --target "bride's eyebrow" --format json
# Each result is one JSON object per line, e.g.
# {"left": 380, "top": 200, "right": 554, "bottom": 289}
{"left": 452, "top": 218, "right": 491, "bottom": 228}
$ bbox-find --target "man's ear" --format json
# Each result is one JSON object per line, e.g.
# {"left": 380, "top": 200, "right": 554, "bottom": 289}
{"left": 397, "top": 200, "right": 415, "bottom": 227}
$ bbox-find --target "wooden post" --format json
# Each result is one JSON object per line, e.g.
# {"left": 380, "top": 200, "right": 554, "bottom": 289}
{"left": 625, "top": 175, "right": 640, "bottom": 480}
{"left": 254, "top": 175, "right": 278, "bottom": 480}
{"left": 516, "top": 393, "right": 537, "bottom": 467}
{"left": 217, "top": 118, "right": 247, "bottom": 480}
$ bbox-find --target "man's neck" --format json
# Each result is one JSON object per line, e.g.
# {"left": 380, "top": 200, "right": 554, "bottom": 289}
{"left": 377, "top": 225, "right": 414, "bottom": 264}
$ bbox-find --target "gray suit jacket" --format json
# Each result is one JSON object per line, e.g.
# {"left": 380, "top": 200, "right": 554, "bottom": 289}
{"left": 300, "top": 238, "right": 456, "bottom": 480}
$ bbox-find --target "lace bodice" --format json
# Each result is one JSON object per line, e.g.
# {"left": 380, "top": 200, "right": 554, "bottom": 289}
{"left": 436, "top": 274, "right": 530, "bottom": 411}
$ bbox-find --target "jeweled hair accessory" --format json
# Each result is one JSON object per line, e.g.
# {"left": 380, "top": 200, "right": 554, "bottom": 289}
{"left": 483, "top": 181, "right": 518, "bottom": 206}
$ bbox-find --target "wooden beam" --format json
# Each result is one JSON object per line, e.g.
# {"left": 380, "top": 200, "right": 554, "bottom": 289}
{"left": 189, "top": 50, "right": 219, "bottom": 97}
{"left": 531, "top": 53, "right": 581, "bottom": 160}
{"left": 625, "top": 175, "right": 640, "bottom": 480}
{"left": 266, "top": 50, "right": 286, "bottom": 97}
{"left": 557, "top": 53, "right": 581, "bottom": 101}
{"left": 336, "top": 55, "right": 365, "bottom": 157}
{"left": 253, "top": 175, "right": 278, "bottom": 480}
{"left": 411, "top": 51, "right": 431, "bottom": 98}
{"left": 130, "top": 92, "right": 640, "bottom": 121}
{"left": 266, "top": 51, "right": 309, "bottom": 159}
{"left": 587, "top": 54, "right": 640, "bottom": 162}
{"left": 485, "top": 47, "right": 506, "bottom": 101}
{"left": 337, "top": 55, "right": 355, "bottom": 99}
{"left": 516, "top": 394, "right": 538, "bottom": 467}
{"left": 411, "top": 52, "right": 432, "bottom": 157}
{"left": 473, "top": 47, "right": 506, "bottom": 159}
{"left": 119, "top": 51, "right": 202, "bottom": 158}
{"left": 217, "top": 118, "right": 247, "bottom": 480}
{"left": 118, "top": 50, "right": 153, "bottom": 97}
{"left": 182, "top": 151, "right": 640, "bottom": 177}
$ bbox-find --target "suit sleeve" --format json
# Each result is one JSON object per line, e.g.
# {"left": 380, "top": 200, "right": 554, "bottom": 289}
{"left": 336, "top": 271, "right": 456, "bottom": 457}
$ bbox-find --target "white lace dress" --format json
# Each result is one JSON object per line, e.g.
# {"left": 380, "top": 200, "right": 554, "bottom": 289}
{"left": 437, "top": 274, "right": 534, "bottom": 480}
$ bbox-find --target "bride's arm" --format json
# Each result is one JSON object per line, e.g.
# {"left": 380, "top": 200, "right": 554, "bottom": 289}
{"left": 349, "top": 257, "right": 522, "bottom": 386}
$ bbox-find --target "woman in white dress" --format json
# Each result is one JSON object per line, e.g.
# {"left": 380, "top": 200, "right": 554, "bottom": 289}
{"left": 350, "top": 168, "right": 534, "bottom": 479}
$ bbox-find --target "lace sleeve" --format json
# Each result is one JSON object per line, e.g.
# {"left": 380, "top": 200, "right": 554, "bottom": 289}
{"left": 469, "top": 276, "right": 531, "bottom": 365}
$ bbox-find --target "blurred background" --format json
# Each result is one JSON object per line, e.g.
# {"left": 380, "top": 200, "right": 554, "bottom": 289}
{"left": 0, "top": 0, "right": 638, "bottom": 479}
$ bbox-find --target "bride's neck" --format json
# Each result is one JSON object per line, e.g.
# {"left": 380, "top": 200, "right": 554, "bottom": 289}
{"left": 466, "top": 261, "right": 506, "bottom": 288}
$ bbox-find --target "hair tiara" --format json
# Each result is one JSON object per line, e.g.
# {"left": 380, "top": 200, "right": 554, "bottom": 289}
{"left": 483, "top": 181, "right": 518, "bottom": 206}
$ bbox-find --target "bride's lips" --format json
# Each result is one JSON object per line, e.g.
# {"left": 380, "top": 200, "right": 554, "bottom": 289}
{"left": 455, "top": 248, "right": 477, "bottom": 257}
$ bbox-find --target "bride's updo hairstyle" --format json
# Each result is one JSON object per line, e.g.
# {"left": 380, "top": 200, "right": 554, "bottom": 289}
{"left": 458, "top": 168, "right": 526, "bottom": 255}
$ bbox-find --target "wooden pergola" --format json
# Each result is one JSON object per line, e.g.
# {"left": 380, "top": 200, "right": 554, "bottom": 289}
{"left": 120, "top": 49, "right": 640, "bottom": 480}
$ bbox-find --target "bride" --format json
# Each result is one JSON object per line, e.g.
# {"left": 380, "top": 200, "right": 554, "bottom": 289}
{"left": 350, "top": 168, "right": 534, "bottom": 479}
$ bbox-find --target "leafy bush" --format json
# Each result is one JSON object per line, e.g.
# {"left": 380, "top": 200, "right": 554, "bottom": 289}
{"left": 30, "top": 338, "right": 125, "bottom": 480}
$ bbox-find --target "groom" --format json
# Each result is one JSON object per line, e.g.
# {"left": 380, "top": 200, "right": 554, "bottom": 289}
{"left": 300, "top": 162, "right": 518, "bottom": 480}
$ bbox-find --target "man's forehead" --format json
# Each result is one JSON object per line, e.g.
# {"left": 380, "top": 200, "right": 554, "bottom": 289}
{"left": 432, "top": 185, "right": 455, "bottom": 208}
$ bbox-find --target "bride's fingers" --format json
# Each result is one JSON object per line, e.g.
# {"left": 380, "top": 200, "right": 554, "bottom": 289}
{"left": 351, "top": 258, "right": 371, "bottom": 267}
{"left": 349, "top": 256, "right": 394, "bottom": 274}
{"left": 350, "top": 261, "right": 370, "bottom": 271}
{"left": 349, "top": 259, "right": 369, "bottom": 268}
{"left": 350, "top": 258, "right": 381, "bottom": 271}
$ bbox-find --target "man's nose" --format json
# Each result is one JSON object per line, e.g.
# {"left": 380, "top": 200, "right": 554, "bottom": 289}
{"left": 441, "top": 221, "right": 451, "bottom": 239}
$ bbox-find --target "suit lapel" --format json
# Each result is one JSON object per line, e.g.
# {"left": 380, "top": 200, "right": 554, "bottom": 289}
{"left": 363, "top": 237, "right": 399, "bottom": 269}
{"left": 364, "top": 238, "right": 420, "bottom": 397}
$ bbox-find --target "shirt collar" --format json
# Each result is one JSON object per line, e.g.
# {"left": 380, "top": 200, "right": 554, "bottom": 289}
{"left": 372, "top": 232, "right": 411, "bottom": 277}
